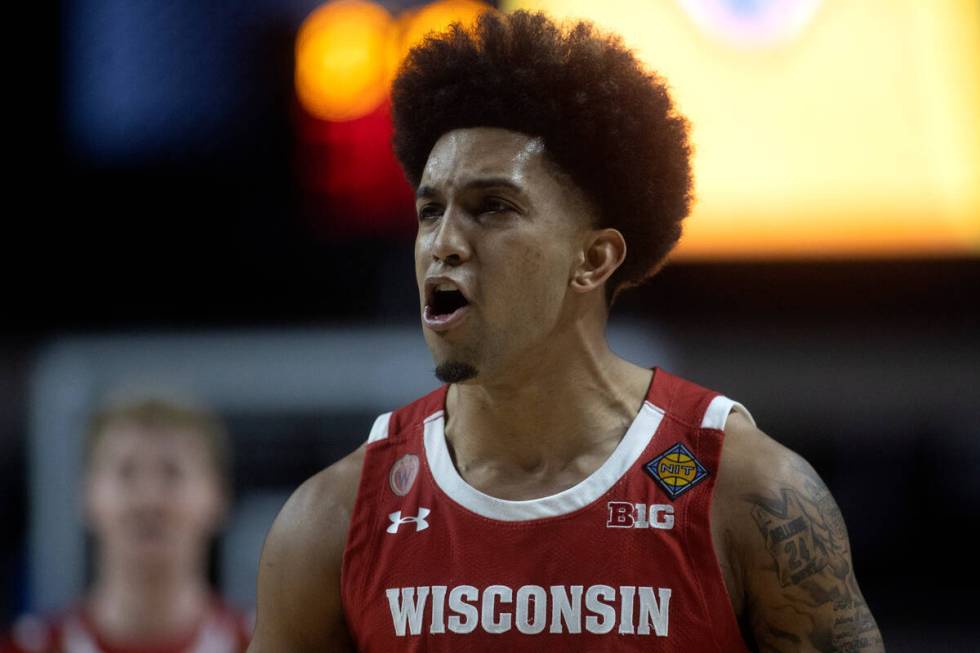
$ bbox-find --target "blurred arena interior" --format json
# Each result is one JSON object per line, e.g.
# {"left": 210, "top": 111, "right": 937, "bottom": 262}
{"left": 2, "top": 0, "right": 979, "bottom": 651}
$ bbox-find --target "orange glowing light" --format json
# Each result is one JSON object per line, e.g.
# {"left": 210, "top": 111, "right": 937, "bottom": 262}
{"left": 295, "top": 0, "right": 493, "bottom": 122}
{"left": 394, "top": 0, "right": 493, "bottom": 64}
{"left": 295, "top": 0, "right": 395, "bottom": 122}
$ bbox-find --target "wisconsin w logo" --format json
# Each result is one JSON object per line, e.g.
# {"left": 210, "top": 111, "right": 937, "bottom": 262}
{"left": 387, "top": 508, "right": 431, "bottom": 534}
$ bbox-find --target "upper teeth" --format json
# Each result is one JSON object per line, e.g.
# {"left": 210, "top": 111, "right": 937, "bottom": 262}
{"left": 435, "top": 282, "right": 457, "bottom": 292}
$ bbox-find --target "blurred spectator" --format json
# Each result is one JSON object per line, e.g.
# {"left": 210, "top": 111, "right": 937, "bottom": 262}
{"left": 2, "top": 398, "right": 250, "bottom": 653}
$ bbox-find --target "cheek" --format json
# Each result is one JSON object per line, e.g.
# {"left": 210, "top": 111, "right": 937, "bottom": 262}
{"left": 502, "top": 242, "right": 568, "bottom": 314}
{"left": 175, "top": 480, "right": 225, "bottom": 529}
{"left": 87, "top": 478, "right": 125, "bottom": 525}
{"left": 516, "top": 242, "right": 545, "bottom": 278}
{"left": 414, "top": 236, "right": 428, "bottom": 292}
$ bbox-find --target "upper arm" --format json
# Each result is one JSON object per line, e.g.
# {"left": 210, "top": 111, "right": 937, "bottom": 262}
{"left": 247, "top": 447, "right": 364, "bottom": 653}
{"left": 719, "top": 414, "right": 884, "bottom": 653}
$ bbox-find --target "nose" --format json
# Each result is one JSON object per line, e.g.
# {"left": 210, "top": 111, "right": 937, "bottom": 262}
{"left": 429, "top": 207, "right": 471, "bottom": 266}
{"left": 130, "top": 471, "right": 169, "bottom": 504}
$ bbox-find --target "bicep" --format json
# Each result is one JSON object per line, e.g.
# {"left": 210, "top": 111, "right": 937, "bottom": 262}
{"left": 248, "top": 474, "right": 355, "bottom": 653}
{"left": 737, "top": 454, "right": 884, "bottom": 653}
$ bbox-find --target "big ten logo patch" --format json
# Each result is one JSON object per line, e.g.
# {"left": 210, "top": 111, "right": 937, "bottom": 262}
{"left": 644, "top": 443, "right": 709, "bottom": 500}
{"left": 606, "top": 502, "right": 674, "bottom": 530}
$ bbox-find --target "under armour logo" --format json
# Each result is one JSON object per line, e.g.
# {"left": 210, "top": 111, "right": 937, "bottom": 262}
{"left": 386, "top": 508, "right": 431, "bottom": 533}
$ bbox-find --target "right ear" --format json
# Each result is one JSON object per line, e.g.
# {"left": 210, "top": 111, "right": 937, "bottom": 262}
{"left": 569, "top": 228, "right": 627, "bottom": 295}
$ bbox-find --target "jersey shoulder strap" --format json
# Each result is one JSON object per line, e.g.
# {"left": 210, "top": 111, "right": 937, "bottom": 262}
{"left": 650, "top": 367, "right": 754, "bottom": 432}
{"left": 364, "top": 385, "right": 447, "bottom": 448}
{"left": 343, "top": 385, "right": 446, "bottom": 624}
{"left": 648, "top": 368, "right": 754, "bottom": 652}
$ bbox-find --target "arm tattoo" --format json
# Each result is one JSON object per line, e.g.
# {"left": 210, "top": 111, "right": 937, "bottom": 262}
{"left": 746, "top": 486, "right": 848, "bottom": 588}
{"left": 742, "top": 460, "right": 884, "bottom": 652}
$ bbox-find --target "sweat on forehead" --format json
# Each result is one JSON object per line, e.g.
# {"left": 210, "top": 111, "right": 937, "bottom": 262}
{"left": 426, "top": 128, "right": 580, "bottom": 188}
{"left": 417, "top": 128, "right": 595, "bottom": 225}
{"left": 423, "top": 129, "right": 544, "bottom": 174}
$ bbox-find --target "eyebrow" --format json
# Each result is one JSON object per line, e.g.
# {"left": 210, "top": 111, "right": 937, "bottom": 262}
{"left": 416, "top": 177, "right": 528, "bottom": 200}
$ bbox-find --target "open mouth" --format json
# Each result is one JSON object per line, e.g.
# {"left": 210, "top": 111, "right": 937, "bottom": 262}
{"left": 424, "top": 281, "right": 472, "bottom": 330}
{"left": 429, "top": 288, "right": 469, "bottom": 318}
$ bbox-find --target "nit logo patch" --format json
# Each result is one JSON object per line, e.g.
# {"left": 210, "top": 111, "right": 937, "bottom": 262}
{"left": 644, "top": 442, "right": 709, "bottom": 500}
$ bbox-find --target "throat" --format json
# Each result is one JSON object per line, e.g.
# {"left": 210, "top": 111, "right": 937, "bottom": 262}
{"left": 87, "top": 579, "right": 210, "bottom": 643}
{"left": 445, "top": 417, "right": 630, "bottom": 501}
{"left": 441, "top": 362, "right": 654, "bottom": 500}
{"left": 452, "top": 448, "right": 609, "bottom": 501}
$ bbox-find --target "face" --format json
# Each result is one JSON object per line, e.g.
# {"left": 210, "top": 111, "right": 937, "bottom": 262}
{"left": 85, "top": 423, "right": 226, "bottom": 566}
{"left": 415, "top": 128, "right": 595, "bottom": 383}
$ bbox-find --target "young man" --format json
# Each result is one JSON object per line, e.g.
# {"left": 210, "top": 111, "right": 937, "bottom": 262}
{"left": 249, "top": 10, "right": 883, "bottom": 652}
{"left": 3, "top": 399, "right": 251, "bottom": 653}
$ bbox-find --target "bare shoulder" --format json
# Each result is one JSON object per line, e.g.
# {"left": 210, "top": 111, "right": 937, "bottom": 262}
{"left": 713, "top": 411, "right": 884, "bottom": 652}
{"left": 278, "top": 443, "right": 366, "bottom": 537}
{"left": 247, "top": 445, "right": 367, "bottom": 653}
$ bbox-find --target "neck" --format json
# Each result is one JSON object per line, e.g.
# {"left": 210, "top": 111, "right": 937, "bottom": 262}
{"left": 88, "top": 552, "right": 211, "bottom": 644}
{"left": 446, "top": 315, "right": 652, "bottom": 479}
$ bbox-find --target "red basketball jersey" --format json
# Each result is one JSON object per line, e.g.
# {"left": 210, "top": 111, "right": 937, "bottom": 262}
{"left": 342, "top": 367, "right": 753, "bottom": 652}
{"left": 1, "top": 599, "right": 251, "bottom": 653}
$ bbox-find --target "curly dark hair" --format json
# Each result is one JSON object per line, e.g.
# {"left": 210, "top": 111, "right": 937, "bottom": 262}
{"left": 391, "top": 10, "right": 693, "bottom": 302}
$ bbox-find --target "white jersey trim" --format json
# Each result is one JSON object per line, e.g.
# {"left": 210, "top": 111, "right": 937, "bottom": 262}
{"left": 423, "top": 401, "right": 666, "bottom": 522}
{"left": 701, "top": 396, "right": 755, "bottom": 430}
{"left": 367, "top": 412, "right": 393, "bottom": 443}
{"left": 62, "top": 610, "right": 240, "bottom": 653}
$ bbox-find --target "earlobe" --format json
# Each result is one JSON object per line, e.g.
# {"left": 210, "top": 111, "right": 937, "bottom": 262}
{"left": 570, "top": 229, "right": 626, "bottom": 294}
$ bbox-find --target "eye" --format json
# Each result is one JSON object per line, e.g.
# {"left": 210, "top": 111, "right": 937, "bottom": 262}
{"left": 480, "top": 198, "right": 514, "bottom": 215}
{"left": 161, "top": 460, "right": 185, "bottom": 483}
{"left": 117, "top": 460, "right": 137, "bottom": 482}
{"left": 417, "top": 204, "right": 443, "bottom": 221}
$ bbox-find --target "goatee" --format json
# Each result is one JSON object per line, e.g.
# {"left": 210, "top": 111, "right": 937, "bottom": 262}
{"left": 435, "top": 361, "right": 478, "bottom": 383}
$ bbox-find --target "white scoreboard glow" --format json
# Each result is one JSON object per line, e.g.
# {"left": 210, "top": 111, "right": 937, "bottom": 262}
{"left": 503, "top": 0, "right": 980, "bottom": 260}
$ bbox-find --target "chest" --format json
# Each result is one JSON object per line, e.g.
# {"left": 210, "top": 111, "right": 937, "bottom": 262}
{"left": 343, "top": 385, "right": 752, "bottom": 652}
{"left": 343, "top": 463, "right": 743, "bottom": 652}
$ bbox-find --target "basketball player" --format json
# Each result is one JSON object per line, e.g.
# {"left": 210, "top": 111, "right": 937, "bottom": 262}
{"left": 2, "top": 399, "right": 251, "bottom": 653}
{"left": 248, "top": 10, "right": 883, "bottom": 652}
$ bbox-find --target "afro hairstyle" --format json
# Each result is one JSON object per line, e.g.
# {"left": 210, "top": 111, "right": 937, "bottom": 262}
{"left": 391, "top": 10, "right": 693, "bottom": 302}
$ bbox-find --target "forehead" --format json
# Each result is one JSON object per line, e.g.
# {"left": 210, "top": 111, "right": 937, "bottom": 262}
{"left": 420, "top": 127, "right": 558, "bottom": 194}
{"left": 91, "top": 423, "right": 209, "bottom": 464}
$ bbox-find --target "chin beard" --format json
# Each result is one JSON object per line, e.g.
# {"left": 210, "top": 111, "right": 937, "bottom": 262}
{"left": 434, "top": 361, "right": 478, "bottom": 383}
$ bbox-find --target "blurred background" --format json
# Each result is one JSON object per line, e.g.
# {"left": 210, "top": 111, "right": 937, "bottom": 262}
{"left": 3, "top": 0, "right": 979, "bottom": 650}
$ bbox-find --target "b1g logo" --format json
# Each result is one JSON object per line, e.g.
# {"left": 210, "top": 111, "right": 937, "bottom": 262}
{"left": 606, "top": 502, "right": 674, "bottom": 530}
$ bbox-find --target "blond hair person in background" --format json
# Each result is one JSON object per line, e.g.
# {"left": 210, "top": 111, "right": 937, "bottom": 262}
{"left": 3, "top": 397, "right": 251, "bottom": 653}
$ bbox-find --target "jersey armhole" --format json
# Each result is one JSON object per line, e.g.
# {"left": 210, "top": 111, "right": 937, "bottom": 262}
{"left": 341, "top": 410, "right": 392, "bottom": 639}
{"left": 366, "top": 411, "right": 392, "bottom": 444}
{"left": 688, "top": 395, "right": 755, "bottom": 652}
{"left": 701, "top": 395, "right": 756, "bottom": 431}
